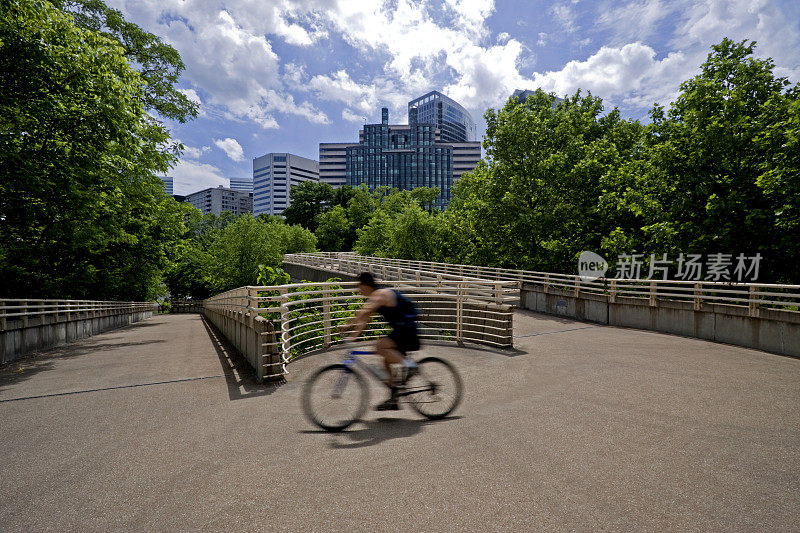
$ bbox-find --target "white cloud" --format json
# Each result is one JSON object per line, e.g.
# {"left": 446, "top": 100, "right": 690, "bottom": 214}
{"left": 170, "top": 159, "right": 227, "bottom": 195}
{"left": 550, "top": 2, "right": 578, "bottom": 33}
{"left": 174, "top": 138, "right": 210, "bottom": 160}
{"left": 529, "top": 43, "right": 687, "bottom": 106}
{"left": 214, "top": 137, "right": 245, "bottom": 162}
{"left": 537, "top": 32, "right": 548, "bottom": 46}
{"left": 105, "top": 1, "right": 328, "bottom": 129}
{"left": 110, "top": 0, "right": 800, "bottom": 140}
{"left": 178, "top": 88, "right": 202, "bottom": 106}
{"left": 597, "top": 0, "right": 671, "bottom": 43}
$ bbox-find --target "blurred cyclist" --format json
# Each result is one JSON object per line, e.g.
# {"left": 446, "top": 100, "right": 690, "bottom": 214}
{"left": 342, "top": 272, "right": 420, "bottom": 410}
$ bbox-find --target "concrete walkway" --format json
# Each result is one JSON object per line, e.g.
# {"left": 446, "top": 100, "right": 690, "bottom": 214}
{"left": 1, "top": 312, "right": 798, "bottom": 531}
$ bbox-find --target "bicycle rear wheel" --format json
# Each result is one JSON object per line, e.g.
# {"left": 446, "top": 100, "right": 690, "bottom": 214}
{"left": 405, "top": 357, "right": 463, "bottom": 419}
{"left": 302, "top": 364, "right": 369, "bottom": 432}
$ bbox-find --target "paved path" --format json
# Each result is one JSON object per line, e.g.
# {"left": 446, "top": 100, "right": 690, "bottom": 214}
{"left": 1, "top": 312, "right": 798, "bottom": 531}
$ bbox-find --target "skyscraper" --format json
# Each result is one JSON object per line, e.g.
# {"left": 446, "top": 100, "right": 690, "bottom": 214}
{"left": 320, "top": 103, "right": 481, "bottom": 208}
{"left": 229, "top": 177, "right": 253, "bottom": 193}
{"left": 252, "top": 153, "right": 319, "bottom": 216}
{"left": 407, "top": 90, "right": 476, "bottom": 143}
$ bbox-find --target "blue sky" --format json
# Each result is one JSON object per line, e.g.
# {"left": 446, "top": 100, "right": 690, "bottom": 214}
{"left": 107, "top": 0, "right": 800, "bottom": 195}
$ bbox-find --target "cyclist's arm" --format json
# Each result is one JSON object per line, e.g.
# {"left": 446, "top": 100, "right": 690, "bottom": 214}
{"left": 347, "top": 290, "right": 390, "bottom": 339}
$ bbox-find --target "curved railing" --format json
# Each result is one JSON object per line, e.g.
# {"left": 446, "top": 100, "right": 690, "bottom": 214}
{"left": 284, "top": 252, "right": 800, "bottom": 314}
{"left": 203, "top": 279, "right": 516, "bottom": 379}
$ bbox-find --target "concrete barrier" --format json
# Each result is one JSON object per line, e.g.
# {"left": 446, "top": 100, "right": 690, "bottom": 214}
{"left": 521, "top": 283, "right": 800, "bottom": 358}
{"left": 201, "top": 304, "right": 281, "bottom": 381}
{"left": 1, "top": 305, "right": 155, "bottom": 363}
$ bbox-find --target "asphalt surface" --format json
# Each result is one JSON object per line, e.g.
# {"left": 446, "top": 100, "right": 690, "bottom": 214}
{"left": 1, "top": 312, "right": 798, "bottom": 531}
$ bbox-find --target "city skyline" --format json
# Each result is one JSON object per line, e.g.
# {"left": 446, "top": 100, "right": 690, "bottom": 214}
{"left": 105, "top": 0, "right": 800, "bottom": 195}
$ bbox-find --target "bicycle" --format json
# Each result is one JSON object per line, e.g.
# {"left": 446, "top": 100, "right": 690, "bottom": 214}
{"left": 301, "top": 344, "right": 463, "bottom": 432}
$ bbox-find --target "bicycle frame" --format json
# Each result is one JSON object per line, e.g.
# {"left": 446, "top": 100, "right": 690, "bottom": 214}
{"left": 333, "top": 349, "right": 432, "bottom": 400}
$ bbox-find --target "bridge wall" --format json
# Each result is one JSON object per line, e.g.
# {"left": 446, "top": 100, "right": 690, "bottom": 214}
{"left": 200, "top": 307, "right": 281, "bottom": 381}
{"left": 283, "top": 262, "right": 358, "bottom": 283}
{"left": 1, "top": 308, "right": 154, "bottom": 363}
{"left": 521, "top": 284, "right": 800, "bottom": 358}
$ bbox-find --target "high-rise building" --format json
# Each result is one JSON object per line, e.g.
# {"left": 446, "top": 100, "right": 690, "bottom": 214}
{"left": 252, "top": 153, "right": 319, "bottom": 216}
{"left": 183, "top": 186, "right": 253, "bottom": 216}
{"left": 229, "top": 177, "right": 253, "bottom": 193}
{"left": 407, "top": 90, "right": 476, "bottom": 143}
{"left": 158, "top": 176, "right": 173, "bottom": 196}
{"left": 320, "top": 104, "right": 481, "bottom": 208}
{"left": 319, "top": 143, "right": 357, "bottom": 189}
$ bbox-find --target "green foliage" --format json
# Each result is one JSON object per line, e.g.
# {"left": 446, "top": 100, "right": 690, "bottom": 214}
{"left": 447, "top": 89, "right": 644, "bottom": 271}
{"left": 257, "top": 265, "right": 290, "bottom": 286}
{"left": 281, "top": 181, "right": 335, "bottom": 231}
{"left": 0, "top": 0, "right": 190, "bottom": 299}
{"left": 58, "top": 0, "right": 198, "bottom": 124}
{"left": 315, "top": 205, "right": 355, "bottom": 251}
{"left": 204, "top": 215, "right": 315, "bottom": 293}
{"left": 599, "top": 38, "right": 799, "bottom": 280}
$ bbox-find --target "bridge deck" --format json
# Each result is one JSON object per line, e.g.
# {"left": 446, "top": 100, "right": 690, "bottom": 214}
{"left": 1, "top": 312, "right": 798, "bottom": 530}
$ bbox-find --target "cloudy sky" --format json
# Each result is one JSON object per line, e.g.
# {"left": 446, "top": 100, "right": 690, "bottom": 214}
{"left": 107, "top": 0, "right": 800, "bottom": 194}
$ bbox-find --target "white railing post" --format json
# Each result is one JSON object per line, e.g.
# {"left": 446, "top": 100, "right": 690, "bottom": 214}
{"left": 456, "top": 284, "right": 463, "bottom": 342}
{"left": 649, "top": 281, "right": 657, "bottom": 307}
{"left": 574, "top": 276, "right": 580, "bottom": 298}
{"left": 749, "top": 285, "right": 760, "bottom": 318}
{"left": 694, "top": 283, "right": 702, "bottom": 311}
{"left": 279, "top": 287, "right": 290, "bottom": 363}
{"left": 248, "top": 288, "right": 257, "bottom": 328}
{"left": 323, "top": 286, "right": 332, "bottom": 347}
{"left": 609, "top": 280, "right": 616, "bottom": 303}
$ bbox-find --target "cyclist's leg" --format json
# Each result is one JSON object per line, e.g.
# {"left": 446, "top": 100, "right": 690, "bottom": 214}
{"left": 376, "top": 335, "right": 404, "bottom": 387}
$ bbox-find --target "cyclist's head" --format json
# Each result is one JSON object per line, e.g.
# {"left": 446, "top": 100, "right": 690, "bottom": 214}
{"left": 357, "top": 272, "right": 377, "bottom": 295}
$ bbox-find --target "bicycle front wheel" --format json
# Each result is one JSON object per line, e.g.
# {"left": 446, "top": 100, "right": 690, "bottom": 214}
{"left": 405, "top": 357, "right": 463, "bottom": 419}
{"left": 302, "top": 364, "right": 369, "bottom": 432}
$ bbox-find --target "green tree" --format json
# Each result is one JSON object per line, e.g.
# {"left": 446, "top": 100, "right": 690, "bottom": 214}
{"left": 601, "top": 39, "right": 799, "bottom": 280}
{"left": 410, "top": 187, "right": 441, "bottom": 212}
{"left": 282, "top": 181, "right": 335, "bottom": 231}
{"left": 57, "top": 0, "right": 198, "bottom": 123}
{"left": 354, "top": 210, "right": 395, "bottom": 256}
{"left": 205, "top": 215, "right": 315, "bottom": 292}
{"left": 389, "top": 203, "right": 443, "bottom": 261}
{"left": 315, "top": 205, "right": 354, "bottom": 251}
{"left": 448, "top": 89, "right": 643, "bottom": 271}
{"left": 0, "top": 0, "right": 190, "bottom": 299}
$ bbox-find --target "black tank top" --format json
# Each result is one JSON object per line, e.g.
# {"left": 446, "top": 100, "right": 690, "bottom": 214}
{"left": 377, "top": 290, "right": 418, "bottom": 329}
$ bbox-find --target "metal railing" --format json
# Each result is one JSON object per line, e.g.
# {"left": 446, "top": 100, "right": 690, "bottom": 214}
{"left": 203, "top": 279, "right": 516, "bottom": 377}
{"left": 283, "top": 252, "right": 800, "bottom": 316}
{"left": 0, "top": 299, "right": 158, "bottom": 331}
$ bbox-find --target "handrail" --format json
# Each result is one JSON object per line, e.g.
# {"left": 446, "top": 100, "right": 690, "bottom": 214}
{"left": 0, "top": 300, "right": 157, "bottom": 331}
{"left": 203, "top": 279, "right": 516, "bottom": 378}
{"left": 283, "top": 252, "right": 800, "bottom": 316}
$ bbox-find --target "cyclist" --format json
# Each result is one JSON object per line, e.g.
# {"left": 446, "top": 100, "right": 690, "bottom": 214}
{"left": 342, "top": 272, "right": 420, "bottom": 410}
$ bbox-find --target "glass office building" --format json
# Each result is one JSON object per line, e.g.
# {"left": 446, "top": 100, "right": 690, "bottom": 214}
{"left": 407, "top": 90, "right": 476, "bottom": 143}
{"left": 341, "top": 106, "right": 480, "bottom": 208}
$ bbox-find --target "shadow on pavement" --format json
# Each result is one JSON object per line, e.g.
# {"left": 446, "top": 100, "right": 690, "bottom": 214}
{"left": 301, "top": 415, "right": 463, "bottom": 449}
{"left": 0, "top": 337, "right": 166, "bottom": 391}
{"left": 200, "top": 316, "right": 284, "bottom": 401}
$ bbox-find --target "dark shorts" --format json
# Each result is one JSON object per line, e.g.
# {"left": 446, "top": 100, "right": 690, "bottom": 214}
{"left": 388, "top": 325, "right": 420, "bottom": 354}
